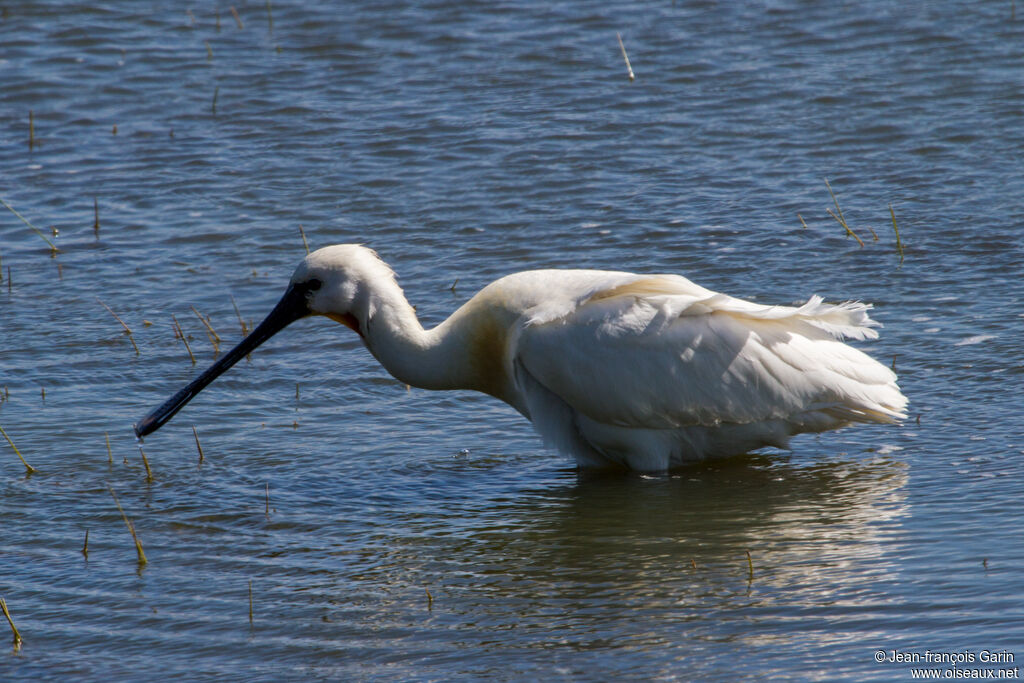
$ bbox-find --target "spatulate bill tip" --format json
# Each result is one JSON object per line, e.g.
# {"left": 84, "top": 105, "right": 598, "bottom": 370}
{"left": 134, "top": 415, "right": 156, "bottom": 439}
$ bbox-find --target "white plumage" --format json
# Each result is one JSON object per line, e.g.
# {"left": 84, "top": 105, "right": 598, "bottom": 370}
{"left": 136, "top": 245, "right": 907, "bottom": 472}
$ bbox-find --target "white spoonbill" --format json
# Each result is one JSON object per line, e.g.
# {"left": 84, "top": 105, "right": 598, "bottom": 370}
{"left": 135, "top": 245, "right": 907, "bottom": 471}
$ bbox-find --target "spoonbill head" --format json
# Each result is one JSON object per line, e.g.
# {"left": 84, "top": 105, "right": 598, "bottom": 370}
{"left": 135, "top": 245, "right": 907, "bottom": 471}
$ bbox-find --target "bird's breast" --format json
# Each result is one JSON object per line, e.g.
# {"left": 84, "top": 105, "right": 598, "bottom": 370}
{"left": 461, "top": 309, "right": 515, "bottom": 402}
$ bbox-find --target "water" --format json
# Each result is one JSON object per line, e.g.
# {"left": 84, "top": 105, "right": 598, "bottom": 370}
{"left": 2, "top": 1, "right": 1023, "bottom": 680}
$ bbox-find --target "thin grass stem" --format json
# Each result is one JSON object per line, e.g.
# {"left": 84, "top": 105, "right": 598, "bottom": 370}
{"left": 191, "top": 305, "right": 222, "bottom": 349}
{"left": 230, "top": 295, "right": 249, "bottom": 336}
{"left": 0, "top": 598, "right": 22, "bottom": 648}
{"left": 139, "top": 448, "right": 153, "bottom": 483}
{"left": 616, "top": 32, "right": 635, "bottom": 82}
{"left": 172, "top": 314, "right": 196, "bottom": 364}
{"left": 193, "top": 425, "right": 205, "bottom": 464}
{"left": 0, "top": 197, "right": 59, "bottom": 253}
{"left": 890, "top": 203, "right": 905, "bottom": 267}
{"left": 97, "top": 298, "right": 140, "bottom": 355}
{"left": 107, "top": 485, "right": 147, "bottom": 565}
{"left": 0, "top": 425, "right": 37, "bottom": 475}
{"left": 824, "top": 178, "right": 865, "bottom": 247}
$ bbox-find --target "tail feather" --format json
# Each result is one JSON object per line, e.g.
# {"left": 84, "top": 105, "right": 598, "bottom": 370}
{"left": 704, "top": 294, "right": 881, "bottom": 341}
{"left": 793, "top": 296, "right": 880, "bottom": 341}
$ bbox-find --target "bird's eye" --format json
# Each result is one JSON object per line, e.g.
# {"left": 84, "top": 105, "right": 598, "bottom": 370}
{"left": 307, "top": 278, "right": 322, "bottom": 291}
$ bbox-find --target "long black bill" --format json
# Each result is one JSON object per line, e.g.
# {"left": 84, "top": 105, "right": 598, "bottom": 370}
{"left": 134, "top": 283, "right": 311, "bottom": 438}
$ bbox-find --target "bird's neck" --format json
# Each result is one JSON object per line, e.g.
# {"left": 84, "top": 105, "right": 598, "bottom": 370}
{"left": 354, "top": 281, "right": 485, "bottom": 394}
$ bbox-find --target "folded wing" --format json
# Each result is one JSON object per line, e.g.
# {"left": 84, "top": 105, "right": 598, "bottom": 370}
{"left": 515, "top": 275, "right": 907, "bottom": 431}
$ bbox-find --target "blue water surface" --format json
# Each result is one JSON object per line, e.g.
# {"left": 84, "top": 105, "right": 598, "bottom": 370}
{"left": 1, "top": 2, "right": 1023, "bottom": 680}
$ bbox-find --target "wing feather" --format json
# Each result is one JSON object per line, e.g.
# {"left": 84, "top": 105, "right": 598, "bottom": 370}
{"left": 515, "top": 276, "right": 906, "bottom": 430}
